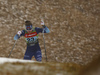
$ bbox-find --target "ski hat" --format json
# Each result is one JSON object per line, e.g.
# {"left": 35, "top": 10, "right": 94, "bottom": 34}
{"left": 25, "top": 20, "right": 33, "bottom": 30}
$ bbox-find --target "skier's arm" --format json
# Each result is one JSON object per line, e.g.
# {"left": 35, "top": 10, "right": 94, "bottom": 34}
{"left": 14, "top": 30, "right": 25, "bottom": 40}
{"left": 38, "top": 19, "right": 50, "bottom": 33}
{"left": 42, "top": 25, "right": 50, "bottom": 33}
{"left": 14, "top": 34, "right": 20, "bottom": 40}
{"left": 35, "top": 25, "right": 50, "bottom": 34}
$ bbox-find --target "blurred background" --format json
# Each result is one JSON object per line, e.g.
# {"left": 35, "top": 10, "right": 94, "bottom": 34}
{"left": 0, "top": 0, "right": 100, "bottom": 66}
{"left": 0, "top": 0, "right": 100, "bottom": 75}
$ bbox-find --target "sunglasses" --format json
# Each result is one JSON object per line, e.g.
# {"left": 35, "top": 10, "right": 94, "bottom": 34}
{"left": 26, "top": 25, "right": 32, "bottom": 30}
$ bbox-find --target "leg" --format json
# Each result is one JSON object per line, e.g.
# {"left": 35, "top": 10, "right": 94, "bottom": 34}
{"left": 34, "top": 50, "right": 42, "bottom": 62}
{"left": 24, "top": 49, "right": 34, "bottom": 60}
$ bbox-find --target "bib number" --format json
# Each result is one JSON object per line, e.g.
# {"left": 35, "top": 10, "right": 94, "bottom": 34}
{"left": 26, "top": 37, "right": 34, "bottom": 43}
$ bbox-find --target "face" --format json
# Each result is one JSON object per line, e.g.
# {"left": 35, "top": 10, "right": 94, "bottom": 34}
{"left": 26, "top": 25, "right": 32, "bottom": 33}
{"left": 27, "top": 29, "right": 32, "bottom": 33}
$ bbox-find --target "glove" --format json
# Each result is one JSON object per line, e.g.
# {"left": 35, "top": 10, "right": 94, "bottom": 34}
{"left": 17, "top": 31, "right": 22, "bottom": 36}
{"left": 41, "top": 19, "right": 46, "bottom": 28}
{"left": 41, "top": 19, "right": 45, "bottom": 25}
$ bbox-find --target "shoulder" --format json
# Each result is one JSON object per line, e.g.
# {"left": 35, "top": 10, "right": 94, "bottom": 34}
{"left": 34, "top": 27, "right": 43, "bottom": 33}
{"left": 35, "top": 27, "right": 42, "bottom": 29}
{"left": 22, "top": 30, "right": 26, "bottom": 33}
{"left": 34, "top": 27, "right": 42, "bottom": 31}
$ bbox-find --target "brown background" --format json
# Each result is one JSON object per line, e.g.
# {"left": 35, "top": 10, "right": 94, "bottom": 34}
{"left": 0, "top": 0, "right": 100, "bottom": 65}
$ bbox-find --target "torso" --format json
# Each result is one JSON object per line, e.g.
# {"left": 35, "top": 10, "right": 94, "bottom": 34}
{"left": 24, "top": 28, "right": 38, "bottom": 46}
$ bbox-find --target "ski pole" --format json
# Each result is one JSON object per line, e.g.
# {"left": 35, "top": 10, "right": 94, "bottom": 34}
{"left": 8, "top": 40, "right": 17, "bottom": 58}
{"left": 42, "top": 29, "right": 47, "bottom": 62}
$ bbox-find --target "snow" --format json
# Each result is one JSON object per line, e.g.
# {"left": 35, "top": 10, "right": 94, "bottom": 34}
{"left": 0, "top": 57, "right": 36, "bottom": 64}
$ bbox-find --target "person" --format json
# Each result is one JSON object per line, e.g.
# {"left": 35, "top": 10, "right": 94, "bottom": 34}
{"left": 14, "top": 20, "right": 50, "bottom": 62}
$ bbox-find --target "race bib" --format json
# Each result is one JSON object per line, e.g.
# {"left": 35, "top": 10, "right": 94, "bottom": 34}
{"left": 24, "top": 29, "right": 39, "bottom": 46}
{"left": 26, "top": 36, "right": 38, "bottom": 43}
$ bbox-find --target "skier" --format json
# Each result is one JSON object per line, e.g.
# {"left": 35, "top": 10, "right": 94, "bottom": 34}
{"left": 14, "top": 20, "right": 50, "bottom": 62}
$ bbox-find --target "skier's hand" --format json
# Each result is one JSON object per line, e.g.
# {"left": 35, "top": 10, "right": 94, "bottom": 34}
{"left": 41, "top": 19, "right": 46, "bottom": 28}
{"left": 41, "top": 19, "right": 45, "bottom": 26}
{"left": 17, "top": 31, "right": 21, "bottom": 36}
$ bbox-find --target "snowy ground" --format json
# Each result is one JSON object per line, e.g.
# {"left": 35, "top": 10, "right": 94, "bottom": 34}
{"left": 0, "top": 57, "right": 80, "bottom": 75}
{"left": 0, "top": 57, "right": 36, "bottom": 64}
{"left": 0, "top": 57, "right": 100, "bottom": 75}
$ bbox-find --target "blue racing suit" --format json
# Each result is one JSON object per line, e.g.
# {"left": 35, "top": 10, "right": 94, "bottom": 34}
{"left": 14, "top": 26, "right": 50, "bottom": 61}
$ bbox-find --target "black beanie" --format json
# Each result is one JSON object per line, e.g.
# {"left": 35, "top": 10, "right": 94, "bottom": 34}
{"left": 25, "top": 20, "right": 32, "bottom": 26}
